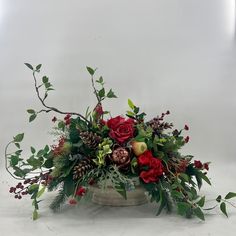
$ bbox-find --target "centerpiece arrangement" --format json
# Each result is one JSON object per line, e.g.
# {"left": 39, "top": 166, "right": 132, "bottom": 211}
{"left": 5, "top": 63, "right": 236, "bottom": 220}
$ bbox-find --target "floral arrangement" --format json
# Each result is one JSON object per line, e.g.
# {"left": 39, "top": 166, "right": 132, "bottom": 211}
{"left": 5, "top": 63, "right": 236, "bottom": 220}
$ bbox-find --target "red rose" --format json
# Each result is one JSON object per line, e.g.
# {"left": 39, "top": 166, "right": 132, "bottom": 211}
{"left": 138, "top": 150, "right": 163, "bottom": 183}
{"left": 194, "top": 160, "right": 203, "bottom": 169}
{"left": 107, "top": 116, "right": 134, "bottom": 143}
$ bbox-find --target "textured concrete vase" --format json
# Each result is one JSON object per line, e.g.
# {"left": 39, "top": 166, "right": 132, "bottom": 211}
{"left": 91, "top": 185, "right": 148, "bottom": 206}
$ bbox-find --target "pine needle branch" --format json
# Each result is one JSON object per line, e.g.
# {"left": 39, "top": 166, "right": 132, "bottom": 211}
{"left": 49, "top": 185, "right": 67, "bottom": 212}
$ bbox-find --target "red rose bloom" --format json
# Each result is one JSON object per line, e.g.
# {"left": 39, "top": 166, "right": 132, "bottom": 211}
{"left": 138, "top": 150, "right": 163, "bottom": 183}
{"left": 107, "top": 116, "right": 134, "bottom": 143}
{"left": 194, "top": 160, "right": 203, "bottom": 169}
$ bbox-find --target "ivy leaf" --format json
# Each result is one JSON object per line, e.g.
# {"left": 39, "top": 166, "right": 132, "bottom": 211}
{"left": 10, "top": 155, "right": 19, "bottom": 166}
{"left": 107, "top": 89, "right": 117, "bottom": 98}
{"left": 98, "top": 88, "right": 105, "bottom": 98}
{"left": 14, "top": 133, "right": 24, "bottom": 143}
{"left": 220, "top": 202, "right": 228, "bottom": 217}
{"left": 24, "top": 63, "right": 34, "bottom": 70}
{"left": 27, "top": 109, "right": 35, "bottom": 114}
{"left": 42, "top": 76, "right": 49, "bottom": 83}
{"left": 86, "top": 66, "right": 95, "bottom": 75}
{"left": 193, "top": 207, "right": 205, "bottom": 221}
{"left": 96, "top": 76, "right": 104, "bottom": 84}
{"left": 197, "top": 196, "right": 205, "bottom": 207}
{"left": 29, "top": 114, "right": 37, "bottom": 122}
{"left": 31, "top": 146, "right": 36, "bottom": 154}
{"left": 36, "top": 64, "right": 42, "bottom": 71}
{"left": 216, "top": 195, "right": 222, "bottom": 203}
{"left": 33, "top": 209, "right": 39, "bottom": 220}
{"left": 225, "top": 192, "right": 236, "bottom": 200}
{"left": 15, "top": 143, "right": 20, "bottom": 149}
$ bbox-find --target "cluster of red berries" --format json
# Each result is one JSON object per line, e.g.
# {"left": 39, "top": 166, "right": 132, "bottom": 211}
{"left": 64, "top": 114, "right": 71, "bottom": 126}
{"left": 9, "top": 172, "right": 52, "bottom": 200}
{"left": 52, "top": 136, "right": 66, "bottom": 156}
{"left": 9, "top": 180, "right": 31, "bottom": 199}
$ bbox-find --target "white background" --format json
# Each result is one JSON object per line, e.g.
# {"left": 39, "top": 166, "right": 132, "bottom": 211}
{"left": 0, "top": 0, "right": 236, "bottom": 235}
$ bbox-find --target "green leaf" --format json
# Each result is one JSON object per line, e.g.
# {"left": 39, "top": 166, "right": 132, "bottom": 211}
{"left": 27, "top": 109, "right": 35, "bottom": 114}
{"left": 42, "top": 76, "right": 49, "bottom": 83}
{"left": 27, "top": 156, "right": 41, "bottom": 168}
{"left": 128, "top": 99, "right": 135, "bottom": 109}
{"left": 43, "top": 158, "right": 53, "bottom": 168}
{"left": 171, "top": 190, "right": 183, "bottom": 199}
{"left": 177, "top": 202, "right": 191, "bottom": 216}
{"left": 193, "top": 207, "right": 205, "bottom": 221}
{"left": 33, "top": 209, "right": 39, "bottom": 220}
{"left": 86, "top": 66, "right": 95, "bottom": 75}
{"left": 197, "top": 196, "right": 205, "bottom": 207}
{"left": 10, "top": 155, "right": 19, "bottom": 166}
{"left": 45, "top": 82, "right": 51, "bottom": 89}
{"left": 15, "top": 143, "right": 20, "bottom": 149}
{"left": 31, "top": 146, "right": 36, "bottom": 154}
{"left": 98, "top": 88, "right": 105, "bottom": 98}
{"left": 24, "top": 63, "right": 34, "bottom": 70}
{"left": 225, "top": 192, "right": 236, "bottom": 200}
{"left": 220, "top": 202, "right": 228, "bottom": 217}
{"left": 126, "top": 111, "right": 135, "bottom": 117}
{"left": 29, "top": 114, "right": 37, "bottom": 122}
{"left": 179, "top": 173, "right": 189, "bottom": 182}
{"left": 36, "top": 64, "right": 42, "bottom": 71}
{"left": 216, "top": 195, "right": 222, "bottom": 202}
{"left": 96, "top": 76, "right": 104, "bottom": 84}
{"left": 107, "top": 89, "right": 117, "bottom": 98}
{"left": 37, "top": 186, "right": 46, "bottom": 198}
{"left": 14, "top": 133, "right": 24, "bottom": 143}
{"left": 198, "top": 171, "right": 211, "bottom": 185}
{"left": 28, "top": 184, "right": 39, "bottom": 194}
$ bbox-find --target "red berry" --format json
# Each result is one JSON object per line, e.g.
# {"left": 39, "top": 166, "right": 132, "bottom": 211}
{"left": 184, "top": 136, "right": 190, "bottom": 143}
{"left": 52, "top": 116, "right": 57, "bottom": 122}
{"left": 69, "top": 198, "right": 77, "bottom": 205}
{"left": 75, "top": 186, "right": 86, "bottom": 196}
{"left": 184, "top": 125, "right": 189, "bottom": 131}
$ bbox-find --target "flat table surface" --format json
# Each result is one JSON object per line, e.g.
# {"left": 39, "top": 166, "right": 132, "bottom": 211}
{"left": 0, "top": 164, "right": 236, "bottom": 236}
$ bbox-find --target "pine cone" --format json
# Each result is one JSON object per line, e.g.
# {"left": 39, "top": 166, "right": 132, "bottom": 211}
{"left": 80, "top": 131, "right": 102, "bottom": 149}
{"left": 109, "top": 146, "right": 131, "bottom": 169}
{"left": 73, "top": 159, "right": 94, "bottom": 180}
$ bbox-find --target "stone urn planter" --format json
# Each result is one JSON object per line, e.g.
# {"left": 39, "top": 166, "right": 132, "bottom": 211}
{"left": 90, "top": 180, "right": 147, "bottom": 206}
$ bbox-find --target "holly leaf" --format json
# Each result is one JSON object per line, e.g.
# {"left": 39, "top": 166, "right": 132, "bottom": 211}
{"left": 225, "top": 192, "right": 236, "bottom": 200}
{"left": 220, "top": 202, "right": 228, "bottom": 217}
{"left": 14, "top": 133, "right": 24, "bottom": 143}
